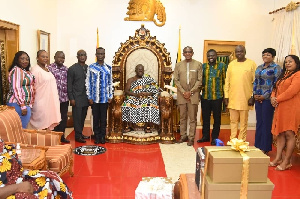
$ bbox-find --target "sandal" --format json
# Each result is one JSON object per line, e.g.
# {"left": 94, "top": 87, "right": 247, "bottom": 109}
{"left": 275, "top": 164, "right": 292, "bottom": 171}
{"left": 269, "top": 160, "right": 283, "bottom": 167}
{"left": 124, "top": 126, "right": 134, "bottom": 133}
{"left": 145, "top": 126, "right": 152, "bottom": 133}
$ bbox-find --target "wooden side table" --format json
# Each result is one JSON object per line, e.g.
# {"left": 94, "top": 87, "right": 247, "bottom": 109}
{"left": 20, "top": 148, "right": 47, "bottom": 170}
{"left": 174, "top": 174, "right": 201, "bottom": 199}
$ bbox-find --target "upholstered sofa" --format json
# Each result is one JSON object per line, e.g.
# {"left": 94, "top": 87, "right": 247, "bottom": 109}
{"left": 0, "top": 105, "right": 74, "bottom": 176}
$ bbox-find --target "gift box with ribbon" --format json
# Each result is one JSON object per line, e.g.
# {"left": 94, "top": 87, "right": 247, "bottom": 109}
{"left": 204, "top": 146, "right": 269, "bottom": 183}
{"left": 135, "top": 177, "right": 173, "bottom": 199}
{"left": 203, "top": 175, "right": 274, "bottom": 199}
{"left": 201, "top": 139, "right": 272, "bottom": 199}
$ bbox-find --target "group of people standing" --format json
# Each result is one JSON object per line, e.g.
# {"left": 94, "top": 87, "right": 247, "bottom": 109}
{"left": 6, "top": 47, "right": 113, "bottom": 145}
{"left": 6, "top": 44, "right": 300, "bottom": 170}
{"left": 175, "top": 45, "right": 300, "bottom": 171}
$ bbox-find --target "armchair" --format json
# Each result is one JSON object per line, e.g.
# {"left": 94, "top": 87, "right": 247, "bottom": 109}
{"left": 0, "top": 105, "right": 74, "bottom": 176}
{"left": 106, "top": 25, "right": 176, "bottom": 144}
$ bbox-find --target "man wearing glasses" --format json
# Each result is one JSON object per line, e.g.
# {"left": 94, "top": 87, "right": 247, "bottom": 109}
{"left": 174, "top": 46, "right": 202, "bottom": 146}
{"left": 67, "top": 50, "right": 90, "bottom": 143}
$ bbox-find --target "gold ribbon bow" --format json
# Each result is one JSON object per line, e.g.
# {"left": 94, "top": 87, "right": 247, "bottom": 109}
{"left": 227, "top": 138, "right": 250, "bottom": 152}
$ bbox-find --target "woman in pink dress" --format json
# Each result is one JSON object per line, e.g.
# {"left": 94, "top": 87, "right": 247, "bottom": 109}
{"left": 30, "top": 50, "right": 61, "bottom": 130}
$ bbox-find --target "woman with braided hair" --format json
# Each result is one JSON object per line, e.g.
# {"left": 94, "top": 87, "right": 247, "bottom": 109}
{"left": 269, "top": 55, "right": 300, "bottom": 171}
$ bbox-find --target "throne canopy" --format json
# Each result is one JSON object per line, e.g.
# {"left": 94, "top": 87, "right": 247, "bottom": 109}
{"left": 112, "top": 24, "right": 173, "bottom": 90}
{"left": 107, "top": 25, "right": 175, "bottom": 145}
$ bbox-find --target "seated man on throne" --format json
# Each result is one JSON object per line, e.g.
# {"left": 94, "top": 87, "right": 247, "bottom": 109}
{"left": 121, "top": 64, "right": 161, "bottom": 133}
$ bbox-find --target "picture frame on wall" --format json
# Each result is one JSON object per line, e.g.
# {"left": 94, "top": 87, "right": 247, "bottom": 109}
{"left": 37, "top": 30, "right": 50, "bottom": 64}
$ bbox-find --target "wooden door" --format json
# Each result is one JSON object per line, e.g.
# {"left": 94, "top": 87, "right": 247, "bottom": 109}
{"left": 0, "top": 19, "right": 19, "bottom": 104}
{"left": 202, "top": 40, "right": 245, "bottom": 125}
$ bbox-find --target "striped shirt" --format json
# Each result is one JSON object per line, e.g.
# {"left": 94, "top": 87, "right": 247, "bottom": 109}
{"left": 202, "top": 62, "right": 227, "bottom": 100}
{"left": 48, "top": 63, "right": 69, "bottom": 103}
{"left": 86, "top": 62, "right": 113, "bottom": 103}
{"left": 7, "top": 66, "right": 35, "bottom": 107}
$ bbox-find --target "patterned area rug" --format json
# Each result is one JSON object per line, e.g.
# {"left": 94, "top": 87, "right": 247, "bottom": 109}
{"left": 73, "top": 145, "right": 106, "bottom": 156}
{"left": 159, "top": 143, "right": 196, "bottom": 183}
{"left": 123, "top": 130, "right": 159, "bottom": 138}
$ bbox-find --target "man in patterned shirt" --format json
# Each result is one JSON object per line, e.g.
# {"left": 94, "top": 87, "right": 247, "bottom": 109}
{"left": 48, "top": 51, "right": 70, "bottom": 143}
{"left": 86, "top": 47, "right": 113, "bottom": 144}
{"left": 121, "top": 64, "right": 161, "bottom": 133}
{"left": 197, "top": 49, "right": 227, "bottom": 145}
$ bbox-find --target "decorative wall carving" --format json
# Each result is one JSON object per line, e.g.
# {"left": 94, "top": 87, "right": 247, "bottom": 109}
{"left": 124, "top": 0, "right": 166, "bottom": 27}
{"left": 0, "top": 41, "right": 8, "bottom": 104}
{"left": 112, "top": 24, "right": 172, "bottom": 90}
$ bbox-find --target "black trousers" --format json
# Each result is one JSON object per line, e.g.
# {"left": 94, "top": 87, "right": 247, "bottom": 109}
{"left": 54, "top": 101, "right": 69, "bottom": 135}
{"left": 72, "top": 105, "right": 88, "bottom": 139}
{"left": 92, "top": 103, "right": 108, "bottom": 140}
{"left": 201, "top": 98, "right": 223, "bottom": 140}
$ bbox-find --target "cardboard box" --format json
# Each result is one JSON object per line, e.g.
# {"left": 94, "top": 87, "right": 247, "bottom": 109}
{"left": 204, "top": 175, "right": 274, "bottom": 199}
{"left": 135, "top": 177, "right": 173, "bottom": 199}
{"left": 204, "top": 146, "right": 269, "bottom": 183}
{"left": 195, "top": 147, "right": 205, "bottom": 190}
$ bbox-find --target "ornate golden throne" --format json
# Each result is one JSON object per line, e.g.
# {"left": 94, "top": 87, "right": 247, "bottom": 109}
{"left": 106, "top": 25, "right": 175, "bottom": 144}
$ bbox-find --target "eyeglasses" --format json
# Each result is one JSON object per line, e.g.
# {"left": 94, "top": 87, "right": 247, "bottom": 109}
{"left": 78, "top": 53, "right": 87, "bottom": 56}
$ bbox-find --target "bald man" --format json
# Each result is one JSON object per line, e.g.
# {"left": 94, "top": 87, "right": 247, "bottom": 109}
{"left": 174, "top": 46, "right": 202, "bottom": 146}
{"left": 224, "top": 45, "right": 256, "bottom": 141}
{"left": 67, "top": 50, "right": 90, "bottom": 143}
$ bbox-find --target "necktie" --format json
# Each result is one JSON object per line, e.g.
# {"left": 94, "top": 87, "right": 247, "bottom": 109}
{"left": 187, "top": 63, "right": 190, "bottom": 85}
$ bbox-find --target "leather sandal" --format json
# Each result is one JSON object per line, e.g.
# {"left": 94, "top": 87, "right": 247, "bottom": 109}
{"left": 124, "top": 126, "right": 134, "bottom": 133}
{"left": 145, "top": 126, "right": 152, "bottom": 133}
{"left": 275, "top": 164, "right": 292, "bottom": 171}
{"left": 269, "top": 160, "right": 283, "bottom": 167}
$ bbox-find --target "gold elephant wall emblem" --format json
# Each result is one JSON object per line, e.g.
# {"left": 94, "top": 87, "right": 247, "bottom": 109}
{"left": 124, "top": 0, "right": 166, "bottom": 27}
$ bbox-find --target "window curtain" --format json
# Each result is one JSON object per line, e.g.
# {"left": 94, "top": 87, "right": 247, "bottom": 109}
{"left": 271, "top": 5, "right": 300, "bottom": 65}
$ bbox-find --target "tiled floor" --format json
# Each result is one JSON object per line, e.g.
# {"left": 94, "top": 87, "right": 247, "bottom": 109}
{"left": 62, "top": 127, "right": 300, "bottom": 199}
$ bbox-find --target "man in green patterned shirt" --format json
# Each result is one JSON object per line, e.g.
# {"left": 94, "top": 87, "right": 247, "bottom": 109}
{"left": 197, "top": 49, "right": 227, "bottom": 145}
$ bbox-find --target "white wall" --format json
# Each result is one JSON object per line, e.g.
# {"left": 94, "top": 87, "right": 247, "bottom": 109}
{"left": 2, "top": 0, "right": 293, "bottom": 126}
{"left": 1, "top": 0, "right": 58, "bottom": 63}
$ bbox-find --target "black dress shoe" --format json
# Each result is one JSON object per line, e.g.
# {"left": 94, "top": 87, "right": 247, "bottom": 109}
{"left": 61, "top": 137, "right": 70, "bottom": 143}
{"left": 211, "top": 139, "right": 216, "bottom": 146}
{"left": 100, "top": 137, "right": 106, "bottom": 144}
{"left": 81, "top": 135, "right": 90, "bottom": 139}
{"left": 94, "top": 139, "right": 100, "bottom": 144}
{"left": 75, "top": 137, "right": 86, "bottom": 143}
{"left": 197, "top": 138, "right": 210, "bottom": 143}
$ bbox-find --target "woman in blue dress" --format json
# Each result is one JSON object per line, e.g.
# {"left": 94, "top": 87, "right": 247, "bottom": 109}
{"left": 253, "top": 48, "right": 282, "bottom": 154}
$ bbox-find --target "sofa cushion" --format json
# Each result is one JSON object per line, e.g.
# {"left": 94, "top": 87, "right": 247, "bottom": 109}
{"left": 0, "top": 106, "right": 29, "bottom": 144}
{"left": 24, "top": 129, "right": 61, "bottom": 146}
{"left": 45, "top": 144, "right": 73, "bottom": 173}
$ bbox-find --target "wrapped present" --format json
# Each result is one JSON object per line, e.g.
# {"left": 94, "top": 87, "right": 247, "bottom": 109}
{"left": 204, "top": 175, "right": 274, "bottom": 199}
{"left": 201, "top": 138, "right": 269, "bottom": 199}
{"left": 204, "top": 146, "right": 269, "bottom": 183}
{"left": 135, "top": 177, "right": 173, "bottom": 199}
{"left": 195, "top": 147, "right": 205, "bottom": 190}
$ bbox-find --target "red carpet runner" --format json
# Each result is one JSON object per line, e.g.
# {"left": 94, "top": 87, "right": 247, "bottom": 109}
{"left": 62, "top": 127, "right": 300, "bottom": 198}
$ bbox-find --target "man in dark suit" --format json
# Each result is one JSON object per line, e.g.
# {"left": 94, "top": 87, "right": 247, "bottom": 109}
{"left": 67, "top": 50, "right": 90, "bottom": 143}
{"left": 174, "top": 46, "right": 202, "bottom": 146}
